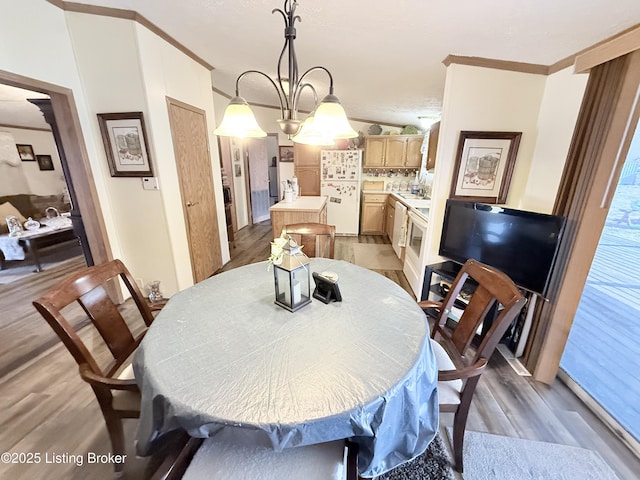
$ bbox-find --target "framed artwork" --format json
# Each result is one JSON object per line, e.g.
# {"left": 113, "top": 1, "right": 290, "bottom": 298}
{"left": 97, "top": 112, "right": 153, "bottom": 177}
{"left": 36, "top": 154, "right": 54, "bottom": 171}
{"left": 450, "top": 131, "right": 522, "bottom": 204}
{"left": 279, "top": 145, "right": 294, "bottom": 163}
{"left": 16, "top": 144, "right": 36, "bottom": 161}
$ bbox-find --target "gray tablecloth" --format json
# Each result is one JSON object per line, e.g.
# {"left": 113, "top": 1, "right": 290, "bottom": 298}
{"left": 134, "top": 259, "right": 438, "bottom": 477}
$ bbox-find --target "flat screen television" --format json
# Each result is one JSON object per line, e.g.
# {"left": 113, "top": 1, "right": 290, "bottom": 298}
{"left": 439, "top": 200, "right": 566, "bottom": 297}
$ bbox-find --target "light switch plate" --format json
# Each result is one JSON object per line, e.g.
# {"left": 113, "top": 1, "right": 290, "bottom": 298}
{"left": 142, "top": 177, "right": 159, "bottom": 190}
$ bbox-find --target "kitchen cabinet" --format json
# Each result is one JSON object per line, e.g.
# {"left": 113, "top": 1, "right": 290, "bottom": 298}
{"left": 360, "top": 193, "right": 387, "bottom": 234}
{"left": 295, "top": 167, "right": 320, "bottom": 196}
{"left": 363, "top": 135, "right": 425, "bottom": 169}
{"left": 362, "top": 136, "right": 385, "bottom": 167}
{"left": 426, "top": 122, "right": 439, "bottom": 171}
{"left": 385, "top": 195, "right": 396, "bottom": 241}
{"left": 270, "top": 195, "right": 328, "bottom": 238}
{"left": 405, "top": 135, "right": 424, "bottom": 169}
{"left": 294, "top": 144, "right": 322, "bottom": 196}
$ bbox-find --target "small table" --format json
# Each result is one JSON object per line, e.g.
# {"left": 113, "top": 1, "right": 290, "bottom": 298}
{"left": 134, "top": 259, "right": 438, "bottom": 478}
{"left": 0, "top": 225, "right": 76, "bottom": 272}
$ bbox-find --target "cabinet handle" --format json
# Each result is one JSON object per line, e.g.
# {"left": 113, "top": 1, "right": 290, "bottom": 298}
{"left": 186, "top": 201, "right": 199, "bottom": 207}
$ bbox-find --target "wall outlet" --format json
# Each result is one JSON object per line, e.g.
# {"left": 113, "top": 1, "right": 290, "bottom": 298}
{"left": 136, "top": 278, "right": 144, "bottom": 290}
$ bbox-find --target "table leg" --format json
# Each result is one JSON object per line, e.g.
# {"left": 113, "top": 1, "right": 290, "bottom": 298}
{"left": 22, "top": 239, "right": 43, "bottom": 272}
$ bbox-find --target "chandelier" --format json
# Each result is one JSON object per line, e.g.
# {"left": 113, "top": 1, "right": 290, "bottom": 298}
{"left": 213, "top": 1, "right": 357, "bottom": 146}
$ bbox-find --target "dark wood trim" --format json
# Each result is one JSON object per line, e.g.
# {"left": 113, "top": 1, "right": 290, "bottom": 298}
{"left": 527, "top": 51, "right": 640, "bottom": 383}
{"left": 575, "top": 23, "right": 640, "bottom": 73}
{"left": 0, "top": 122, "right": 52, "bottom": 132}
{"left": 46, "top": 0, "right": 214, "bottom": 71}
{"left": 442, "top": 55, "right": 549, "bottom": 75}
{"left": 548, "top": 55, "right": 579, "bottom": 75}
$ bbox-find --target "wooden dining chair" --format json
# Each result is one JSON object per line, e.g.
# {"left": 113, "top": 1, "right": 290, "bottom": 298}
{"left": 282, "top": 222, "right": 336, "bottom": 258}
{"left": 32, "top": 259, "right": 164, "bottom": 476}
{"left": 151, "top": 431, "right": 358, "bottom": 480}
{"left": 418, "top": 258, "right": 526, "bottom": 473}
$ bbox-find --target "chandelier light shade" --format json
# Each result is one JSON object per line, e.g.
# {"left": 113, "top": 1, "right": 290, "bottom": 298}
{"left": 214, "top": 96, "right": 267, "bottom": 138}
{"left": 214, "top": 1, "right": 357, "bottom": 145}
{"left": 290, "top": 112, "right": 334, "bottom": 146}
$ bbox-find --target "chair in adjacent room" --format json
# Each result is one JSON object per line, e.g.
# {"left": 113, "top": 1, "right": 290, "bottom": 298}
{"left": 418, "top": 258, "right": 526, "bottom": 472}
{"left": 151, "top": 430, "right": 358, "bottom": 480}
{"left": 282, "top": 222, "right": 336, "bottom": 258}
{"left": 32, "top": 259, "right": 164, "bottom": 476}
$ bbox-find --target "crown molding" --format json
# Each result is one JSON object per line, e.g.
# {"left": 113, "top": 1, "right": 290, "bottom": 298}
{"left": 47, "top": 0, "right": 214, "bottom": 71}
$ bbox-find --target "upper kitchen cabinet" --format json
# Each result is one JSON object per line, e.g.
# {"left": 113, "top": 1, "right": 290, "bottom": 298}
{"left": 363, "top": 135, "right": 425, "bottom": 169}
{"left": 426, "top": 122, "right": 439, "bottom": 171}
{"left": 294, "top": 143, "right": 322, "bottom": 196}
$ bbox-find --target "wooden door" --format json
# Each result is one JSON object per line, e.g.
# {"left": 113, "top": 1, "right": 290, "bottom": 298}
{"left": 167, "top": 97, "right": 222, "bottom": 283}
{"left": 246, "top": 138, "right": 270, "bottom": 223}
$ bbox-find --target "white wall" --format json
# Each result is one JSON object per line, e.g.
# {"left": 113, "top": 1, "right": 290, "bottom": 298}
{"left": 0, "top": 1, "right": 101, "bottom": 198}
{"left": 0, "top": 128, "right": 65, "bottom": 196}
{"left": 1, "top": 1, "right": 228, "bottom": 297}
{"left": 6, "top": 128, "right": 66, "bottom": 196}
{"left": 135, "top": 22, "right": 230, "bottom": 289}
{"left": 427, "top": 63, "right": 563, "bottom": 265}
{"left": 520, "top": 67, "right": 588, "bottom": 213}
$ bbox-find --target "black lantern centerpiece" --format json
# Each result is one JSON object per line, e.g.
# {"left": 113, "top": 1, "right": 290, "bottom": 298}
{"left": 272, "top": 236, "right": 311, "bottom": 312}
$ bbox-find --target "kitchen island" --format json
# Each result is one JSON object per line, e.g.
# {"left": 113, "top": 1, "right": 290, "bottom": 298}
{"left": 269, "top": 195, "right": 328, "bottom": 238}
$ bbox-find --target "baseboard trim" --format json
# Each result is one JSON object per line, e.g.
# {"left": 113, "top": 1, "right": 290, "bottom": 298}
{"left": 497, "top": 344, "right": 531, "bottom": 376}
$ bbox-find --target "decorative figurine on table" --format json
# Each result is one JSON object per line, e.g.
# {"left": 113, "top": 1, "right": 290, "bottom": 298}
{"left": 6, "top": 216, "right": 23, "bottom": 237}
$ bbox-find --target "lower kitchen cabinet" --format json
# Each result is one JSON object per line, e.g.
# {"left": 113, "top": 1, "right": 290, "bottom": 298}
{"left": 385, "top": 196, "right": 395, "bottom": 241}
{"left": 360, "top": 193, "right": 387, "bottom": 234}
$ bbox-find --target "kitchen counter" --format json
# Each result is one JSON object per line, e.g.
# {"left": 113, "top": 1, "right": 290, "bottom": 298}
{"left": 269, "top": 195, "right": 328, "bottom": 212}
{"left": 270, "top": 195, "right": 328, "bottom": 238}
{"left": 364, "top": 190, "right": 431, "bottom": 219}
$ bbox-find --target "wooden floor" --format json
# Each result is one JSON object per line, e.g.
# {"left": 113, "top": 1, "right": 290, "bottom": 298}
{"left": 1, "top": 221, "right": 640, "bottom": 479}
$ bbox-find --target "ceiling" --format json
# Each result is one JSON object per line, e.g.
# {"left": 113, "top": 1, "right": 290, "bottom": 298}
{"left": 3, "top": 1, "right": 640, "bottom": 130}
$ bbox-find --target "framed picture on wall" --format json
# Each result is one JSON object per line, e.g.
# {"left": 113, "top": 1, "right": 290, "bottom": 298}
{"left": 36, "top": 154, "right": 54, "bottom": 171}
{"left": 16, "top": 144, "right": 36, "bottom": 161}
{"left": 279, "top": 146, "right": 294, "bottom": 163}
{"left": 97, "top": 112, "right": 153, "bottom": 177}
{"left": 449, "top": 131, "right": 522, "bottom": 204}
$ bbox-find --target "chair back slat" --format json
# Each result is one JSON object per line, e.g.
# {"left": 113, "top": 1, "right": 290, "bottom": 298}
{"left": 434, "top": 259, "right": 527, "bottom": 364}
{"left": 78, "top": 285, "right": 136, "bottom": 360}
{"left": 33, "top": 259, "right": 154, "bottom": 377}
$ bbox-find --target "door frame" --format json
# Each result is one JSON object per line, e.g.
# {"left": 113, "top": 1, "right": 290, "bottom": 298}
{"left": 0, "top": 69, "right": 111, "bottom": 268}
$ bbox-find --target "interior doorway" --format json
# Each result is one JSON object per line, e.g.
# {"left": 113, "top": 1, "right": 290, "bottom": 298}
{"left": 245, "top": 135, "right": 279, "bottom": 224}
{"left": 0, "top": 82, "right": 94, "bottom": 271}
{"left": 0, "top": 69, "right": 111, "bottom": 269}
{"left": 560, "top": 123, "right": 640, "bottom": 450}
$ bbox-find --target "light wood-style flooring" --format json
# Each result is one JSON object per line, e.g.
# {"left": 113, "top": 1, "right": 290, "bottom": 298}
{"left": 1, "top": 221, "right": 639, "bottom": 479}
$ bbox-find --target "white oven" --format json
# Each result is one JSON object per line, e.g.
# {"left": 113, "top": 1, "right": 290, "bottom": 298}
{"left": 403, "top": 209, "right": 429, "bottom": 298}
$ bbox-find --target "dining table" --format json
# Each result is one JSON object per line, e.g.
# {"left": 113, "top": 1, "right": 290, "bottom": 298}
{"left": 133, "top": 258, "right": 438, "bottom": 478}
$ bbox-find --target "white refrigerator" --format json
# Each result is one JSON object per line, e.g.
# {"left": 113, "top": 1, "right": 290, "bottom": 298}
{"left": 320, "top": 150, "right": 362, "bottom": 235}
